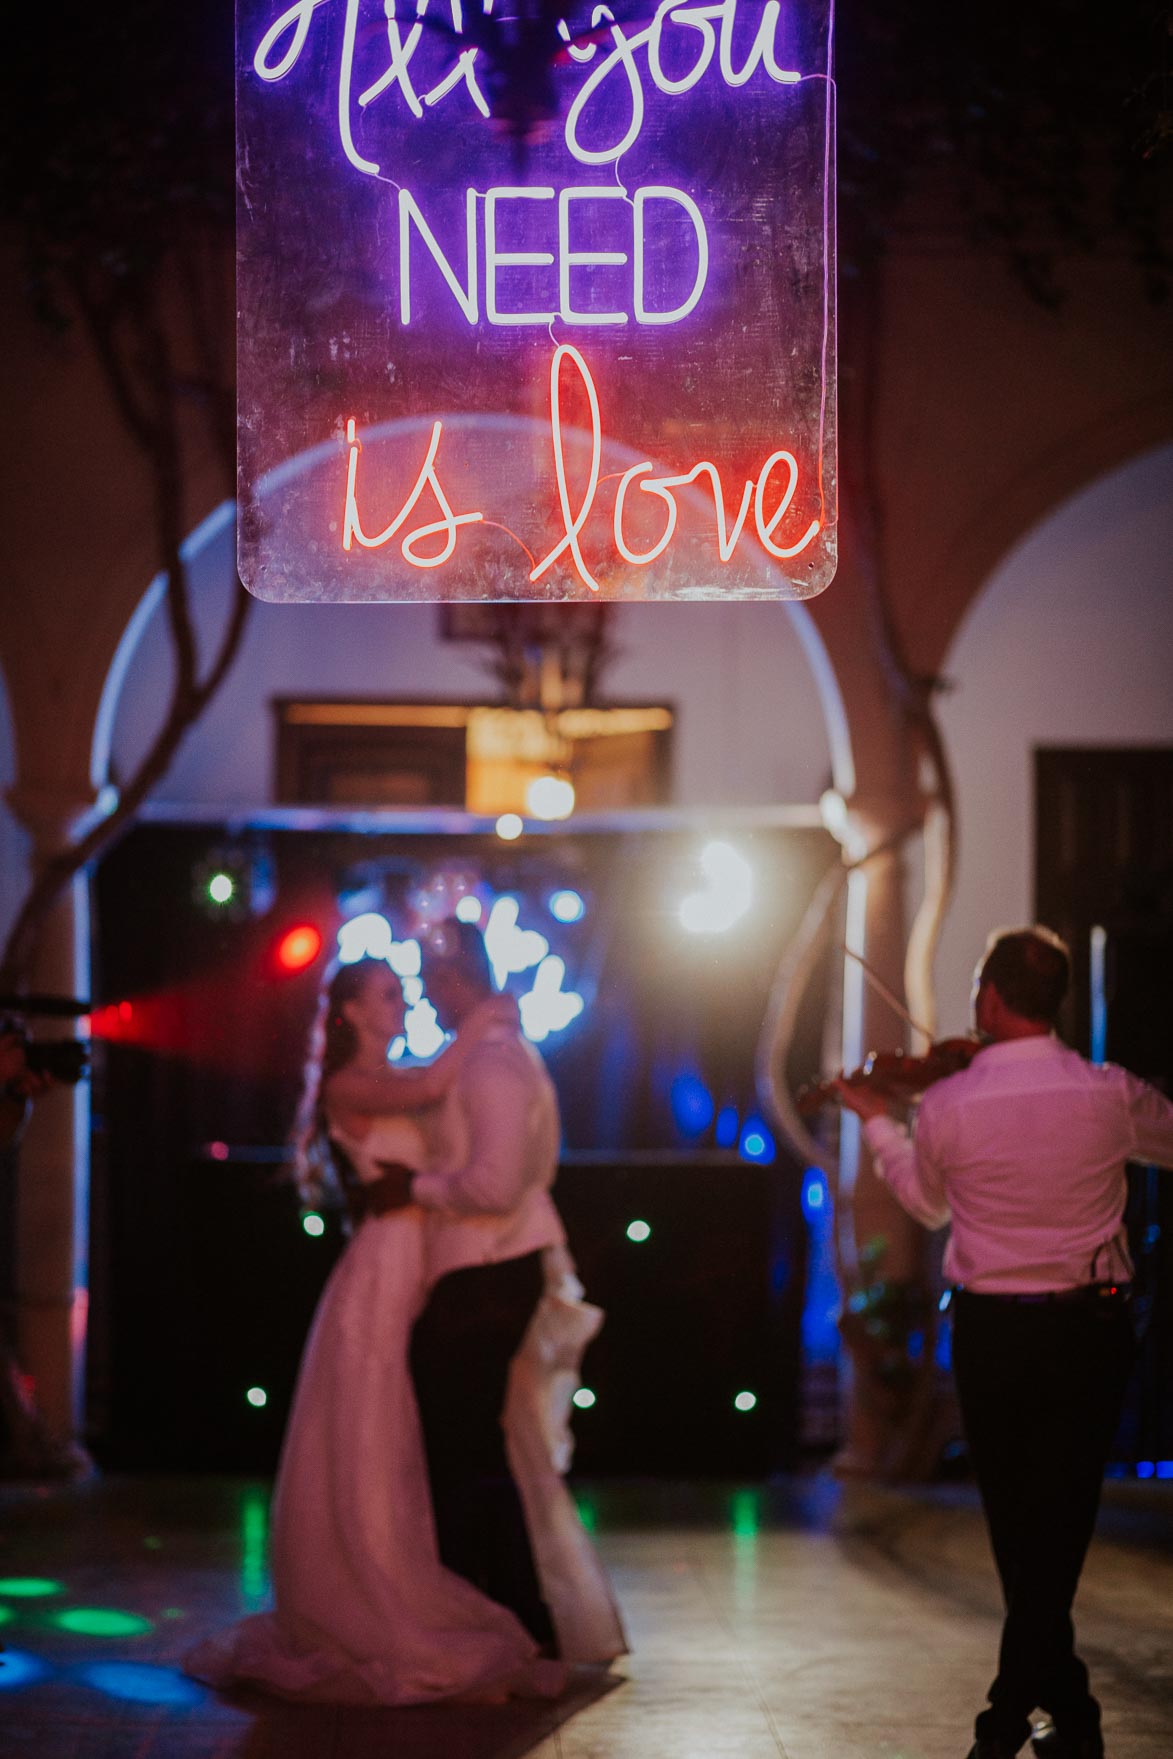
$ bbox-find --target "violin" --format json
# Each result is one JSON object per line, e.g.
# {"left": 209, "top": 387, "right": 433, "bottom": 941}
{"left": 796, "top": 1037, "right": 983, "bottom": 1118}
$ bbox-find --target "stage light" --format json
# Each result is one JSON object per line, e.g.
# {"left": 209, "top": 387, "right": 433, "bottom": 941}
{"left": 519, "top": 955, "right": 584, "bottom": 1042}
{"left": 733, "top": 1391, "right": 758, "bottom": 1413}
{"left": 739, "top": 1116, "right": 776, "bottom": 1164}
{"left": 1158, "top": 1462, "right": 1173, "bottom": 1480}
{"left": 0, "top": 1650, "right": 50, "bottom": 1689}
{"left": 526, "top": 775, "right": 575, "bottom": 821}
{"left": 404, "top": 999, "right": 446, "bottom": 1059}
{"left": 802, "top": 1169, "right": 826, "bottom": 1213}
{"left": 388, "top": 938, "right": 422, "bottom": 979}
{"left": 302, "top": 1212, "right": 325, "bottom": 1238}
{"left": 207, "top": 872, "right": 235, "bottom": 906}
{"left": 671, "top": 1070, "right": 715, "bottom": 1137}
{"left": 239, "top": 1486, "right": 269, "bottom": 1607}
{"left": 79, "top": 1662, "right": 205, "bottom": 1706}
{"left": 549, "top": 889, "right": 585, "bottom": 923}
{"left": 455, "top": 894, "right": 483, "bottom": 923}
{"left": 572, "top": 1387, "right": 597, "bottom": 1410}
{"left": 337, "top": 912, "right": 393, "bottom": 963}
{"left": 0, "top": 1608, "right": 12, "bottom": 1626}
{"left": 0, "top": 1578, "right": 62, "bottom": 1597}
{"left": 208, "top": 1141, "right": 229, "bottom": 1162}
{"left": 1137, "top": 1461, "right": 1155, "bottom": 1479}
{"left": 679, "top": 840, "right": 753, "bottom": 934}
{"left": 715, "top": 1105, "right": 738, "bottom": 1148}
{"left": 193, "top": 842, "right": 274, "bottom": 920}
{"left": 626, "top": 1219, "right": 652, "bottom": 1243}
{"left": 496, "top": 812, "right": 524, "bottom": 841}
{"left": 485, "top": 897, "right": 549, "bottom": 987}
{"left": 246, "top": 1386, "right": 268, "bottom": 1409}
{"left": 52, "top": 1608, "right": 153, "bottom": 1637}
{"left": 275, "top": 924, "right": 322, "bottom": 973}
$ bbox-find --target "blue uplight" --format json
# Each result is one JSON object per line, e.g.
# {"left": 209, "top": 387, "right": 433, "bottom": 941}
{"left": 1157, "top": 1461, "right": 1173, "bottom": 1480}
{"left": 79, "top": 1663, "right": 206, "bottom": 1706}
{"left": 801, "top": 1168, "right": 826, "bottom": 1215}
{"left": 549, "top": 889, "right": 585, "bottom": 924}
{"left": 671, "top": 1071, "right": 715, "bottom": 1138}
{"left": 0, "top": 1649, "right": 51, "bottom": 1690}
{"left": 739, "top": 1116, "right": 775, "bottom": 1163}
{"left": 1137, "top": 1461, "right": 1155, "bottom": 1479}
{"left": 714, "top": 1105, "right": 739, "bottom": 1148}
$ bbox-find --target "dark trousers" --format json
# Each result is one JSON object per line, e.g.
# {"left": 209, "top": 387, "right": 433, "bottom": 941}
{"left": 409, "top": 1249, "right": 555, "bottom": 1649}
{"left": 952, "top": 1289, "right": 1134, "bottom": 1750}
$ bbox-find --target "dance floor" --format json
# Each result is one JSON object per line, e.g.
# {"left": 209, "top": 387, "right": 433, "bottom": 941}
{"left": 0, "top": 1475, "right": 1169, "bottom": 1759}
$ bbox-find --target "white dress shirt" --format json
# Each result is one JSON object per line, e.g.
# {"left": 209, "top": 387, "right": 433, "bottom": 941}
{"left": 864, "top": 1035, "right": 1173, "bottom": 1293}
{"left": 411, "top": 1017, "right": 566, "bottom": 1281}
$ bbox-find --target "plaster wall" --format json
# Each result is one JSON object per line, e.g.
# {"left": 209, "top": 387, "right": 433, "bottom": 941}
{"left": 105, "top": 525, "right": 835, "bottom": 814}
{"left": 933, "top": 442, "right": 1173, "bottom": 1036}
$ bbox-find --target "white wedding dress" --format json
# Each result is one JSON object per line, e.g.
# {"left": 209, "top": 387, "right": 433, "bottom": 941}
{"left": 186, "top": 1117, "right": 625, "bottom": 1704}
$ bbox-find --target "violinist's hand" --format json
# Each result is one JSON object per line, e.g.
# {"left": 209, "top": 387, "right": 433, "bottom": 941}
{"left": 833, "top": 1077, "right": 891, "bottom": 1123}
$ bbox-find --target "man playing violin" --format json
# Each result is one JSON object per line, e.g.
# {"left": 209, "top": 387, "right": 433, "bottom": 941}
{"left": 837, "top": 926, "right": 1173, "bottom": 1759}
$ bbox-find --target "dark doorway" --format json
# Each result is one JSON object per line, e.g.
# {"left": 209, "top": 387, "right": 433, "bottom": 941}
{"left": 1035, "top": 746, "right": 1173, "bottom": 1469}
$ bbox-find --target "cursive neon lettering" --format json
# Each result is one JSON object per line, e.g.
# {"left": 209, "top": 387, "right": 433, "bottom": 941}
{"left": 357, "top": 3, "right": 425, "bottom": 120}
{"left": 340, "top": 349, "right": 822, "bottom": 584}
{"left": 613, "top": 463, "right": 678, "bottom": 566}
{"left": 754, "top": 450, "right": 820, "bottom": 558}
{"left": 343, "top": 415, "right": 484, "bottom": 565}
{"left": 251, "top": 0, "right": 805, "bottom": 172}
{"left": 339, "top": 0, "right": 379, "bottom": 173}
{"left": 529, "top": 345, "right": 605, "bottom": 593}
{"left": 253, "top": 0, "right": 332, "bottom": 81}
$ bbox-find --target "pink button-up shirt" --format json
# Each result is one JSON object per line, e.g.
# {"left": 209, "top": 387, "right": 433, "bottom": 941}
{"left": 411, "top": 1021, "right": 565, "bottom": 1283}
{"left": 864, "top": 1036, "right": 1173, "bottom": 1293}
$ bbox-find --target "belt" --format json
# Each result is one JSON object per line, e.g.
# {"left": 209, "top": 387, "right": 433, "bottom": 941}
{"left": 953, "top": 1282, "right": 1131, "bottom": 1306}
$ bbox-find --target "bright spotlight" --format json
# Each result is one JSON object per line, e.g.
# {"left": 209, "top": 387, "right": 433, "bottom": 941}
{"left": 302, "top": 1212, "right": 325, "bottom": 1238}
{"left": 626, "top": 1219, "right": 652, "bottom": 1244}
{"left": 679, "top": 841, "right": 753, "bottom": 934}
{"left": 526, "top": 775, "right": 575, "bottom": 821}
{"left": 496, "top": 813, "right": 524, "bottom": 841}
{"left": 245, "top": 1387, "right": 268, "bottom": 1409}
{"left": 337, "top": 912, "right": 393, "bottom": 964}
{"left": 549, "top": 889, "right": 585, "bottom": 923}
{"left": 207, "top": 872, "right": 235, "bottom": 906}
{"left": 519, "top": 955, "right": 584, "bottom": 1042}
{"left": 733, "top": 1390, "right": 758, "bottom": 1413}
{"left": 455, "top": 895, "right": 482, "bottom": 923}
{"left": 572, "top": 1387, "right": 597, "bottom": 1410}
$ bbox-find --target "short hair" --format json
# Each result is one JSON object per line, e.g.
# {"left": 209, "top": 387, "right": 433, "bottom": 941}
{"left": 422, "top": 917, "right": 493, "bottom": 992}
{"left": 978, "top": 926, "right": 1070, "bottom": 1025}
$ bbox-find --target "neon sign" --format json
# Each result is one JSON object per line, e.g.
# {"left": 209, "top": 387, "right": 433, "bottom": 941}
{"left": 237, "top": 1, "right": 836, "bottom": 602}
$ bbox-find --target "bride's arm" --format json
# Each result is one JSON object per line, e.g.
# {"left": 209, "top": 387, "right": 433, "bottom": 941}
{"left": 323, "top": 995, "right": 519, "bottom": 1116}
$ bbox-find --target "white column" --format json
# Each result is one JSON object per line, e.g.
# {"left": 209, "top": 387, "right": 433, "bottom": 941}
{"left": 6, "top": 788, "right": 97, "bottom": 1474}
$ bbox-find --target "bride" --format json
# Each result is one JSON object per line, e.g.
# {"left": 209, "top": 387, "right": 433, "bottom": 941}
{"left": 186, "top": 955, "right": 624, "bottom": 1704}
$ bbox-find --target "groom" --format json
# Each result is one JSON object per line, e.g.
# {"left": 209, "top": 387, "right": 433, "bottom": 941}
{"left": 387, "top": 919, "right": 565, "bottom": 1648}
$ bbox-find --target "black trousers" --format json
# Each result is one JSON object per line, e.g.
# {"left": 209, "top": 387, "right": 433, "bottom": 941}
{"left": 952, "top": 1289, "right": 1134, "bottom": 1750}
{"left": 409, "top": 1249, "right": 555, "bottom": 1649}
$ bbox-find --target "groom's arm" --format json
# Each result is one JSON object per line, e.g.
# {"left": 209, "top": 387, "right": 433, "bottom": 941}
{"left": 411, "top": 1045, "right": 532, "bottom": 1216}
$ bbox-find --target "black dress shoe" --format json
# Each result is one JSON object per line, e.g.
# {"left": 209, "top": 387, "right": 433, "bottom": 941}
{"left": 1029, "top": 1725, "right": 1104, "bottom": 1759}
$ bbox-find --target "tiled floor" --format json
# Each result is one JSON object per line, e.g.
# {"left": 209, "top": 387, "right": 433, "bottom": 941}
{"left": 0, "top": 1474, "right": 1170, "bottom": 1758}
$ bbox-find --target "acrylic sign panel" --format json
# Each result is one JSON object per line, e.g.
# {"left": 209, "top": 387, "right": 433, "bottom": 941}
{"left": 236, "top": 2, "right": 836, "bottom": 602}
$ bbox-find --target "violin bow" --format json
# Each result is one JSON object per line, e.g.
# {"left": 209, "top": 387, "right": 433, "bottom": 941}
{"left": 837, "top": 943, "right": 934, "bottom": 1045}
